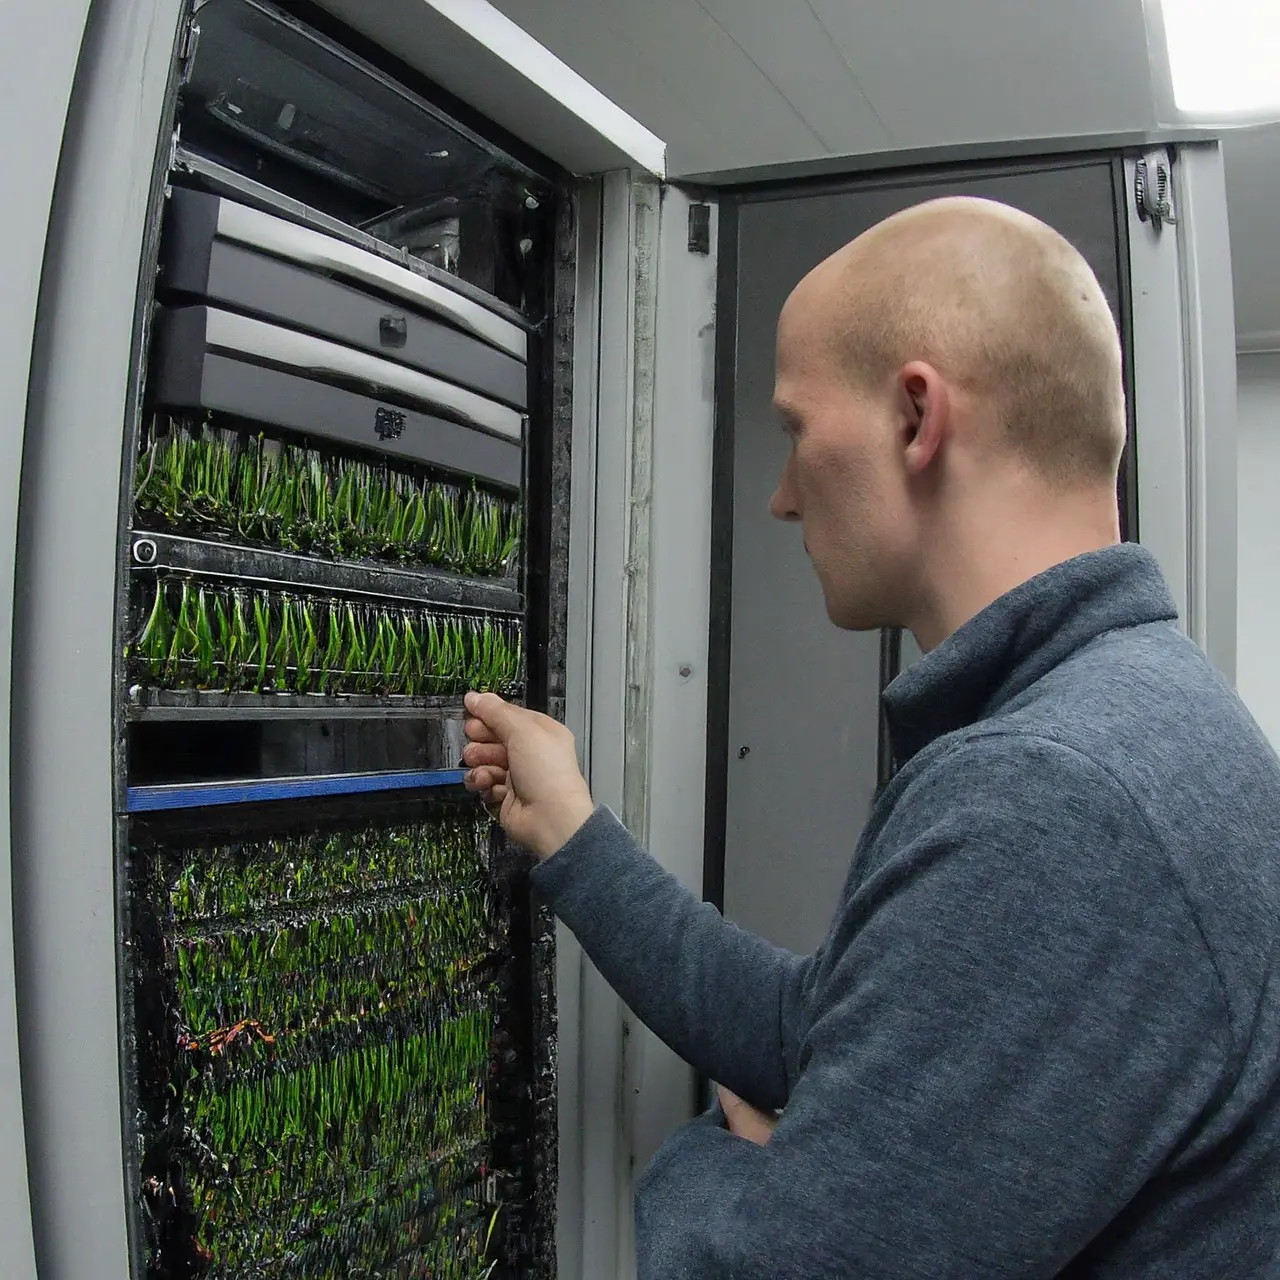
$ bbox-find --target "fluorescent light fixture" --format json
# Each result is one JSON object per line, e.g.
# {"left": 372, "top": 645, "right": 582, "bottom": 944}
{"left": 1160, "top": 0, "right": 1280, "bottom": 117}
{"left": 425, "top": 0, "right": 667, "bottom": 176}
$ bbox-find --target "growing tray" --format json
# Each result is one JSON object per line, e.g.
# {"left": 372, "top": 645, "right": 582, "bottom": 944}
{"left": 172, "top": 146, "right": 534, "bottom": 337}
{"left": 163, "top": 187, "right": 528, "bottom": 408}
{"left": 163, "top": 185, "right": 528, "bottom": 360}
{"left": 129, "top": 530, "right": 523, "bottom": 614}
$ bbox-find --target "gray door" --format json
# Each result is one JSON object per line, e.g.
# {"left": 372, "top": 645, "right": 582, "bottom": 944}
{"left": 719, "top": 160, "right": 1127, "bottom": 954}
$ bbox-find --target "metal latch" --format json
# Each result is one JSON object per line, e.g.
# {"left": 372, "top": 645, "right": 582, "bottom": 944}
{"left": 178, "top": 16, "right": 201, "bottom": 86}
{"left": 1134, "top": 151, "right": 1176, "bottom": 229}
{"left": 379, "top": 315, "right": 408, "bottom": 349}
{"left": 374, "top": 407, "right": 406, "bottom": 441}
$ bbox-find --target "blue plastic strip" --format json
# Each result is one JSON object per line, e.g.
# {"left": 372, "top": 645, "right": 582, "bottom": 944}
{"left": 126, "top": 769, "right": 468, "bottom": 813}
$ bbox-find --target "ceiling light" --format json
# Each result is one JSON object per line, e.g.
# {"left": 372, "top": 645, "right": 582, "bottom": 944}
{"left": 1159, "top": 0, "right": 1280, "bottom": 118}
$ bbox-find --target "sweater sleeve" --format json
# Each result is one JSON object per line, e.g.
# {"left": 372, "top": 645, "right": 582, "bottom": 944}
{"left": 531, "top": 807, "right": 814, "bottom": 1110}
{"left": 629, "top": 736, "right": 1232, "bottom": 1279}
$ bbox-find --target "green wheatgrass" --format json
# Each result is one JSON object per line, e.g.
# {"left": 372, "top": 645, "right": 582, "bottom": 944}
{"left": 135, "top": 415, "right": 521, "bottom": 579}
{"left": 128, "top": 578, "right": 523, "bottom": 697}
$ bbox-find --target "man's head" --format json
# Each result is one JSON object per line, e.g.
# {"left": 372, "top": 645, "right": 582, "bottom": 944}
{"left": 770, "top": 196, "right": 1125, "bottom": 643}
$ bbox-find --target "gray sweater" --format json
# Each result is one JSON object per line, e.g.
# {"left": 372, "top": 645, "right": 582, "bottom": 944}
{"left": 533, "top": 544, "right": 1280, "bottom": 1278}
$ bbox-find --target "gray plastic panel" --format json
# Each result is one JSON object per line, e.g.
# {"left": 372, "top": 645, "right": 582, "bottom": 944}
{"left": 153, "top": 307, "right": 523, "bottom": 489}
{"left": 163, "top": 189, "right": 527, "bottom": 408}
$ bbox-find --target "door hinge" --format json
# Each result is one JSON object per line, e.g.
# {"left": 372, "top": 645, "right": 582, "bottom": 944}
{"left": 687, "top": 202, "right": 712, "bottom": 255}
{"left": 1134, "top": 151, "right": 1176, "bottom": 229}
{"left": 178, "top": 13, "right": 202, "bottom": 85}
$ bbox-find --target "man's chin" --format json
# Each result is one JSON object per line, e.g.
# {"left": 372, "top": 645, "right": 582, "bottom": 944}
{"left": 821, "top": 590, "right": 885, "bottom": 633}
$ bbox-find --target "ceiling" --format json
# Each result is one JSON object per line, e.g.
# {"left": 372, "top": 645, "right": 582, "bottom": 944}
{"left": 318, "top": 0, "right": 1278, "bottom": 345}
{"left": 490, "top": 0, "right": 1161, "bottom": 180}
{"left": 485, "top": 0, "right": 1277, "bottom": 346}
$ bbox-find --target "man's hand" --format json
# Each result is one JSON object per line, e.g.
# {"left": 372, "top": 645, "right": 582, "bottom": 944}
{"left": 718, "top": 1085, "right": 779, "bottom": 1147}
{"left": 461, "top": 691, "right": 596, "bottom": 860}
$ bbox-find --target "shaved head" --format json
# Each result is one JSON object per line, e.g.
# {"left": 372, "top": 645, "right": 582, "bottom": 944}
{"left": 784, "top": 196, "right": 1126, "bottom": 483}
{"left": 770, "top": 196, "right": 1126, "bottom": 642}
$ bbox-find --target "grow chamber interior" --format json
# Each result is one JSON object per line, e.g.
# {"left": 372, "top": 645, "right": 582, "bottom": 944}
{"left": 113, "top": 2, "right": 561, "bottom": 1275}
{"left": 180, "top": 0, "right": 550, "bottom": 317}
{"left": 129, "top": 798, "right": 531, "bottom": 1279}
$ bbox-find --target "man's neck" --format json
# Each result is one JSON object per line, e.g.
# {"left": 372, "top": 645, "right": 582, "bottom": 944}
{"left": 908, "top": 487, "right": 1121, "bottom": 653}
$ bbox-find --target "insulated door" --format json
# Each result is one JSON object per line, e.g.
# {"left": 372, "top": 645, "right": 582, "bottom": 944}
{"left": 713, "top": 158, "right": 1133, "bottom": 953}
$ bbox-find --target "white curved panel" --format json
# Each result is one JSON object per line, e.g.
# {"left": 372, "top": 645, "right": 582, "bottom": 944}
{"left": 203, "top": 307, "right": 525, "bottom": 441}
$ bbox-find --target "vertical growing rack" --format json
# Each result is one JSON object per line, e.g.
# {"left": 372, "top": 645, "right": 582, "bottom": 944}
{"left": 111, "top": 1, "right": 564, "bottom": 1275}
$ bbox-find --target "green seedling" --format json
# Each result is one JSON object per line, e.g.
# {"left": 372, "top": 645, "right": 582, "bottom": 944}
{"left": 318, "top": 601, "right": 342, "bottom": 695}
{"left": 294, "top": 598, "right": 318, "bottom": 696}
{"left": 194, "top": 586, "right": 217, "bottom": 688}
{"left": 133, "top": 578, "right": 173, "bottom": 679}
{"left": 253, "top": 592, "right": 271, "bottom": 692}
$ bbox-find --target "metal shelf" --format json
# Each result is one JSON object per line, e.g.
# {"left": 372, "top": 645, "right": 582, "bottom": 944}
{"left": 126, "top": 768, "right": 468, "bottom": 812}
{"left": 124, "top": 688, "right": 471, "bottom": 721}
{"left": 129, "top": 529, "right": 523, "bottom": 614}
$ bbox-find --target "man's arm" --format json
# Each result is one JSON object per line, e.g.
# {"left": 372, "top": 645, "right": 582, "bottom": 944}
{"left": 630, "top": 737, "right": 1232, "bottom": 1278}
{"left": 532, "top": 807, "right": 813, "bottom": 1110}
{"left": 461, "top": 691, "right": 818, "bottom": 1108}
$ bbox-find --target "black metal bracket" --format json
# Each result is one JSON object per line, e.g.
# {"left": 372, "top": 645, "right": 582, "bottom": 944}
{"left": 688, "top": 202, "right": 712, "bottom": 255}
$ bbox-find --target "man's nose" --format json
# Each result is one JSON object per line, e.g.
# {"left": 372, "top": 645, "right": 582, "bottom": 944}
{"left": 769, "top": 447, "right": 802, "bottom": 521}
{"left": 769, "top": 480, "right": 800, "bottom": 523}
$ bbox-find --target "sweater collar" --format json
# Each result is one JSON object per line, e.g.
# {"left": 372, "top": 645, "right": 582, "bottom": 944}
{"left": 882, "top": 543, "right": 1179, "bottom": 764}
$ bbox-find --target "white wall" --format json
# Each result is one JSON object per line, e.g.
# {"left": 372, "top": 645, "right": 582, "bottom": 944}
{"left": 1224, "top": 125, "right": 1280, "bottom": 352}
{"left": 1236, "top": 352, "right": 1280, "bottom": 747}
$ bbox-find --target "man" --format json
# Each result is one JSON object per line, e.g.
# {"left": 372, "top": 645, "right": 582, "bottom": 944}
{"left": 463, "top": 197, "right": 1280, "bottom": 1276}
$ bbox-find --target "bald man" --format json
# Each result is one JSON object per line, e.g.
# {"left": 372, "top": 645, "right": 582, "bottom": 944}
{"left": 463, "top": 197, "right": 1280, "bottom": 1277}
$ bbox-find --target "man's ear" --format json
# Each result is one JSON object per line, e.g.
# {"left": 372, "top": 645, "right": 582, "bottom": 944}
{"left": 900, "top": 362, "right": 948, "bottom": 476}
